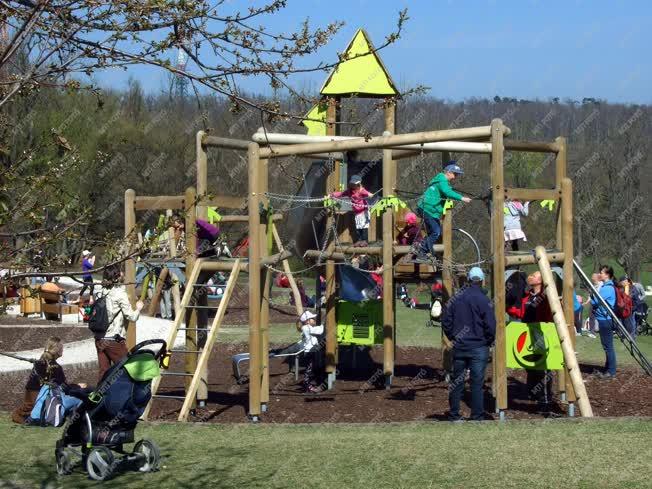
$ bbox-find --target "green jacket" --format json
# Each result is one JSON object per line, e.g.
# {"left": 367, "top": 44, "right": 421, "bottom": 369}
{"left": 417, "top": 173, "right": 463, "bottom": 218}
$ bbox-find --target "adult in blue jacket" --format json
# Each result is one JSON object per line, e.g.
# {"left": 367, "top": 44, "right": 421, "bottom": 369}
{"left": 442, "top": 267, "right": 496, "bottom": 421}
{"left": 590, "top": 265, "right": 617, "bottom": 378}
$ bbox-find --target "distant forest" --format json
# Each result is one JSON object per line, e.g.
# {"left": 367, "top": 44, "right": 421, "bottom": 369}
{"left": 2, "top": 79, "right": 650, "bottom": 279}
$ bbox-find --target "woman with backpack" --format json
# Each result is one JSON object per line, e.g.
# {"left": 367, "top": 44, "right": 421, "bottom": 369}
{"left": 11, "top": 337, "right": 88, "bottom": 424}
{"left": 92, "top": 264, "right": 144, "bottom": 381}
{"left": 591, "top": 265, "right": 617, "bottom": 379}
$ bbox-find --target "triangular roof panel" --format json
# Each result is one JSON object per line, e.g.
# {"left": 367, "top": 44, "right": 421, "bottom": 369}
{"left": 301, "top": 102, "right": 328, "bottom": 136}
{"left": 320, "top": 29, "right": 398, "bottom": 98}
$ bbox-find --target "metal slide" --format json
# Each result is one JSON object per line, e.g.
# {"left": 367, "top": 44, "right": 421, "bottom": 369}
{"left": 573, "top": 260, "right": 651, "bottom": 375}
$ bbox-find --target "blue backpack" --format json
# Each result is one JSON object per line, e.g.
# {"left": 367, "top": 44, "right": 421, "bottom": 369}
{"left": 29, "top": 384, "right": 65, "bottom": 427}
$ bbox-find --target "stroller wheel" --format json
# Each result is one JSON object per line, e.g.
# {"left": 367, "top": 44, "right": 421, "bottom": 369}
{"left": 55, "top": 448, "right": 73, "bottom": 476}
{"left": 134, "top": 439, "right": 161, "bottom": 472}
{"left": 86, "top": 446, "right": 115, "bottom": 481}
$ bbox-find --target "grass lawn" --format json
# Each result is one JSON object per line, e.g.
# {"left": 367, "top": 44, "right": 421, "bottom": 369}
{"left": 1, "top": 417, "right": 649, "bottom": 488}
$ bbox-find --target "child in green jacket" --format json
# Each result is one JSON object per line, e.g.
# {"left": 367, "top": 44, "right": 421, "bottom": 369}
{"left": 417, "top": 162, "right": 471, "bottom": 255}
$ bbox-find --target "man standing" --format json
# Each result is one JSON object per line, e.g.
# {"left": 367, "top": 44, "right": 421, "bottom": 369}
{"left": 442, "top": 267, "right": 496, "bottom": 421}
{"left": 417, "top": 162, "right": 471, "bottom": 257}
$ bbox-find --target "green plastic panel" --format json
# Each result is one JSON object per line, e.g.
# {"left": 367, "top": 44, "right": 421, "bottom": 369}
{"left": 337, "top": 300, "right": 383, "bottom": 345}
{"left": 506, "top": 321, "right": 564, "bottom": 371}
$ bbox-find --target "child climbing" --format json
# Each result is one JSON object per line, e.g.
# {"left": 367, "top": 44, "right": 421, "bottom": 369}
{"left": 503, "top": 199, "right": 529, "bottom": 251}
{"left": 330, "top": 174, "right": 371, "bottom": 245}
{"left": 417, "top": 162, "right": 471, "bottom": 257}
{"left": 396, "top": 211, "right": 421, "bottom": 246}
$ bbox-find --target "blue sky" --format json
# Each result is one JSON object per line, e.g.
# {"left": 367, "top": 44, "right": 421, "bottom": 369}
{"left": 97, "top": 0, "right": 652, "bottom": 104}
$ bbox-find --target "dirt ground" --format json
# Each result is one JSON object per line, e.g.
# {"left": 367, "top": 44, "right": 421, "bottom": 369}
{"left": 2, "top": 325, "right": 650, "bottom": 422}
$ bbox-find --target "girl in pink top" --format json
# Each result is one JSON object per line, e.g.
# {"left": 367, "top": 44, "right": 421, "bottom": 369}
{"left": 330, "top": 174, "right": 371, "bottom": 244}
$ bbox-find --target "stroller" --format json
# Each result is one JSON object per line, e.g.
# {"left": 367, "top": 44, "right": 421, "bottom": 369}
{"left": 56, "top": 340, "right": 168, "bottom": 481}
{"left": 635, "top": 302, "right": 651, "bottom": 336}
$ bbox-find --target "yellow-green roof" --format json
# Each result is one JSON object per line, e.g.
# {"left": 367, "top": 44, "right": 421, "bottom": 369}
{"left": 320, "top": 29, "right": 398, "bottom": 98}
{"left": 301, "top": 102, "right": 328, "bottom": 136}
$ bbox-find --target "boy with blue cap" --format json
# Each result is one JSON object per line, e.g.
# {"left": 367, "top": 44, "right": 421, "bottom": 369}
{"left": 417, "top": 162, "right": 471, "bottom": 256}
{"left": 442, "top": 266, "right": 495, "bottom": 421}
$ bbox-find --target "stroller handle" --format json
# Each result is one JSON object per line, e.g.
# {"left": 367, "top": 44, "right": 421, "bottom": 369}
{"left": 129, "top": 339, "right": 168, "bottom": 359}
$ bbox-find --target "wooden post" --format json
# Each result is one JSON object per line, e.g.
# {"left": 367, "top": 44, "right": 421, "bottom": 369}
{"left": 382, "top": 144, "right": 395, "bottom": 384}
{"left": 248, "top": 143, "right": 262, "bottom": 418}
{"left": 535, "top": 246, "right": 593, "bottom": 417}
{"left": 384, "top": 100, "right": 397, "bottom": 369}
{"left": 124, "top": 189, "right": 137, "bottom": 349}
{"left": 561, "top": 174, "right": 577, "bottom": 403}
{"left": 272, "top": 224, "right": 303, "bottom": 316}
{"left": 490, "top": 120, "right": 508, "bottom": 413}
{"left": 196, "top": 131, "right": 208, "bottom": 218}
{"left": 554, "top": 136, "right": 572, "bottom": 400}
{"left": 441, "top": 151, "right": 454, "bottom": 375}
{"left": 184, "top": 187, "right": 198, "bottom": 398}
{"left": 147, "top": 267, "right": 169, "bottom": 316}
{"left": 324, "top": 96, "right": 340, "bottom": 382}
{"left": 259, "top": 158, "right": 271, "bottom": 408}
{"left": 168, "top": 223, "right": 182, "bottom": 321}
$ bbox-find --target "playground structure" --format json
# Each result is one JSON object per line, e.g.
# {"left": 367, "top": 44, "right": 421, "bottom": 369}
{"left": 127, "top": 29, "right": 611, "bottom": 422}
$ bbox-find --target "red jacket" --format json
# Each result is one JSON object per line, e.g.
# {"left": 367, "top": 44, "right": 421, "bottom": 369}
{"left": 507, "top": 291, "right": 552, "bottom": 322}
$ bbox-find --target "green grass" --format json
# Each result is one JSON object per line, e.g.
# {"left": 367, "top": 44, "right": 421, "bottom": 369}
{"left": 1, "top": 417, "right": 650, "bottom": 488}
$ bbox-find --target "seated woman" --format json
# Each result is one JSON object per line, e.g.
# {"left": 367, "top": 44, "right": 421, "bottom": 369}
{"left": 12, "top": 337, "right": 90, "bottom": 424}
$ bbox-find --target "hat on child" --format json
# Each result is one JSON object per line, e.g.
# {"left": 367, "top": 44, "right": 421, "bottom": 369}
{"left": 405, "top": 212, "right": 417, "bottom": 225}
{"left": 349, "top": 174, "right": 362, "bottom": 185}
{"left": 468, "top": 267, "right": 484, "bottom": 281}
{"left": 300, "top": 310, "right": 317, "bottom": 323}
{"left": 444, "top": 162, "right": 464, "bottom": 175}
{"left": 81, "top": 250, "right": 91, "bottom": 257}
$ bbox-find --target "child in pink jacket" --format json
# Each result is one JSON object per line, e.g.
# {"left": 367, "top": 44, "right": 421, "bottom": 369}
{"left": 330, "top": 174, "right": 371, "bottom": 245}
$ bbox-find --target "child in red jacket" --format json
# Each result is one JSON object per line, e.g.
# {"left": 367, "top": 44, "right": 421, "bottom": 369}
{"left": 330, "top": 174, "right": 371, "bottom": 245}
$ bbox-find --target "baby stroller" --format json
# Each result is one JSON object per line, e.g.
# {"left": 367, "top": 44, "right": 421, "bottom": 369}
{"left": 55, "top": 340, "right": 168, "bottom": 481}
{"left": 635, "top": 302, "right": 651, "bottom": 336}
{"left": 426, "top": 279, "right": 444, "bottom": 327}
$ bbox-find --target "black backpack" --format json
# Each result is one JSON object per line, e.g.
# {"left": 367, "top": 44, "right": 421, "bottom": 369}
{"left": 88, "top": 293, "right": 121, "bottom": 335}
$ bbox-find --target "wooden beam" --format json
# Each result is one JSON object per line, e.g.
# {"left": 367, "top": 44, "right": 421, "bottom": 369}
{"left": 202, "top": 196, "right": 247, "bottom": 210}
{"left": 535, "top": 246, "right": 593, "bottom": 417}
{"left": 202, "top": 134, "right": 251, "bottom": 150}
{"left": 147, "top": 266, "right": 169, "bottom": 316}
{"left": 133, "top": 195, "right": 185, "bottom": 211}
{"left": 200, "top": 260, "right": 249, "bottom": 272}
{"left": 441, "top": 150, "right": 454, "bottom": 378}
{"left": 272, "top": 224, "right": 303, "bottom": 316}
{"left": 504, "top": 188, "right": 561, "bottom": 201}
{"left": 490, "top": 119, "right": 508, "bottom": 412}
{"left": 208, "top": 213, "right": 283, "bottom": 223}
{"left": 504, "top": 252, "right": 565, "bottom": 266}
{"left": 259, "top": 125, "right": 494, "bottom": 159}
{"left": 504, "top": 140, "right": 560, "bottom": 153}
{"left": 124, "top": 189, "right": 137, "bottom": 349}
{"left": 247, "top": 143, "right": 262, "bottom": 418}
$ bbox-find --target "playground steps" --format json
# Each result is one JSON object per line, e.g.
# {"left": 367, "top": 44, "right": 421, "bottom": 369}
{"left": 143, "top": 258, "right": 242, "bottom": 422}
{"left": 573, "top": 260, "right": 652, "bottom": 376}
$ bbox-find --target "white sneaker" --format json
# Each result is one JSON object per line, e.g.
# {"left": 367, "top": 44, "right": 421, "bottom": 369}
{"left": 575, "top": 331, "right": 581, "bottom": 337}
{"left": 587, "top": 332, "right": 596, "bottom": 338}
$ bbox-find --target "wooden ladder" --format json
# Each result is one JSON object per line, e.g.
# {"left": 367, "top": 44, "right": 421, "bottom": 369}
{"left": 143, "top": 257, "right": 241, "bottom": 422}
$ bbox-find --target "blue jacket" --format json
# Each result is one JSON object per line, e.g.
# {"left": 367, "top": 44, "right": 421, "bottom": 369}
{"left": 442, "top": 284, "right": 496, "bottom": 351}
{"left": 591, "top": 280, "right": 616, "bottom": 321}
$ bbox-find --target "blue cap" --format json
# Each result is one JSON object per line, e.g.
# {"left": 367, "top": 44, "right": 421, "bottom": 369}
{"left": 444, "top": 162, "right": 464, "bottom": 175}
{"left": 349, "top": 174, "right": 362, "bottom": 184}
{"left": 468, "top": 267, "right": 484, "bottom": 281}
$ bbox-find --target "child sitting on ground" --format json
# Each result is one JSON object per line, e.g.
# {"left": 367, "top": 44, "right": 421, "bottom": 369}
{"left": 12, "top": 337, "right": 89, "bottom": 424}
{"left": 330, "top": 174, "right": 372, "bottom": 246}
